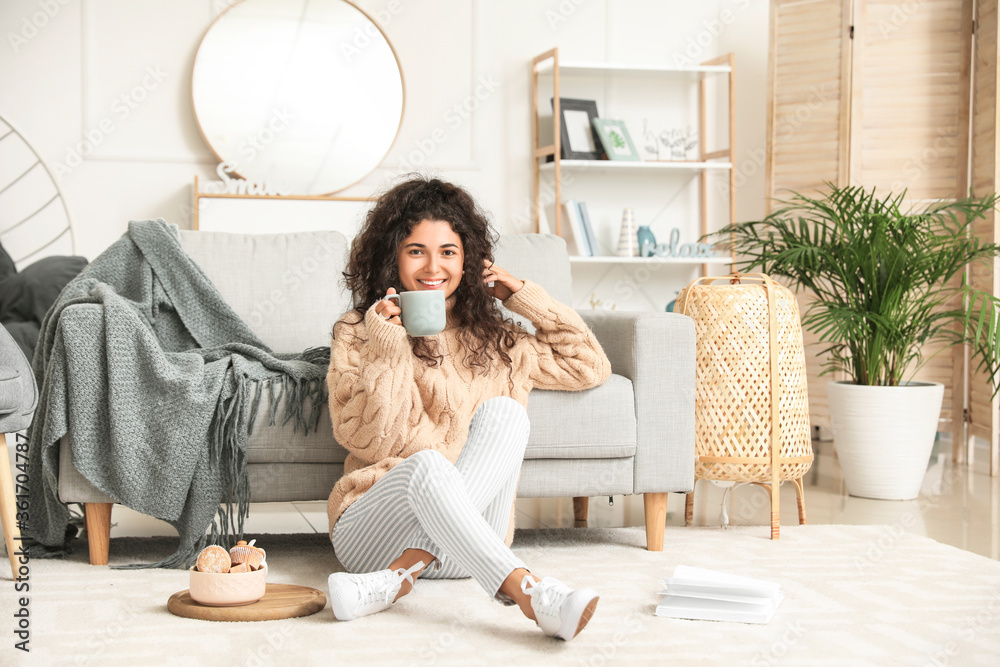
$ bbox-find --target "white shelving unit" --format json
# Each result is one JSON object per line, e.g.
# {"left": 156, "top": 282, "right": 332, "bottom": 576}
{"left": 530, "top": 47, "right": 735, "bottom": 276}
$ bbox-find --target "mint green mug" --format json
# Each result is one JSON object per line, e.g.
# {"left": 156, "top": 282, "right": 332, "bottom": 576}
{"left": 384, "top": 290, "right": 446, "bottom": 336}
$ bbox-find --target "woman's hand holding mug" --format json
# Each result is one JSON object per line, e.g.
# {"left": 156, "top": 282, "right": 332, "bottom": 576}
{"left": 376, "top": 287, "right": 403, "bottom": 325}
{"left": 377, "top": 288, "right": 447, "bottom": 336}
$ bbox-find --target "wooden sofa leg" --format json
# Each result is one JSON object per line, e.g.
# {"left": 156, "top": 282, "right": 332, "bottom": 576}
{"left": 573, "top": 497, "right": 589, "bottom": 525}
{"left": 85, "top": 503, "right": 112, "bottom": 566}
{"left": 643, "top": 493, "right": 668, "bottom": 551}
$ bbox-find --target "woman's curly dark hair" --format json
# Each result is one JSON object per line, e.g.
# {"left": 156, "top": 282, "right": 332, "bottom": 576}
{"left": 337, "top": 176, "right": 519, "bottom": 373}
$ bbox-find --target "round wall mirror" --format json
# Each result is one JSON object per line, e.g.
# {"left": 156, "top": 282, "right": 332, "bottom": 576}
{"left": 192, "top": 0, "right": 404, "bottom": 195}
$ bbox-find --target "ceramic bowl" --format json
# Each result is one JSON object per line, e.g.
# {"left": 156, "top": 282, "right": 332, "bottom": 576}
{"left": 189, "top": 564, "right": 267, "bottom": 606}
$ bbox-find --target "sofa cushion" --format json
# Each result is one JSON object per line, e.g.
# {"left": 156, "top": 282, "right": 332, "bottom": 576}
{"left": 178, "top": 230, "right": 351, "bottom": 353}
{"left": 524, "top": 374, "right": 636, "bottom": 459}
{"left": 245, "top": 392, "right": 346, "bottom": 464}
{"left": 494, "top": 234, "right": 571, "bottom": 334}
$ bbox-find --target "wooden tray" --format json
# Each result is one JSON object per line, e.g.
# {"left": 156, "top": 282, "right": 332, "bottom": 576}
{"left": 168, "top": 583, "right": 326, "bottom": 622}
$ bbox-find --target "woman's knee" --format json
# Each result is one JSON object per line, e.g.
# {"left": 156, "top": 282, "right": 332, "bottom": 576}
{"left": 403, "top": 449, "right": 459, "bottom": 489}
{"left": 478, "top": 396, "right": 530, "bottom": 432}
{"left": 407, "top": 448, "right": 452, "bottom": 470}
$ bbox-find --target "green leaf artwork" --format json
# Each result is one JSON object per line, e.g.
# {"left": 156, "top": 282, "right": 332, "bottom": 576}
{"left": 608, "top": 129, "right": 626, "bottom": 149}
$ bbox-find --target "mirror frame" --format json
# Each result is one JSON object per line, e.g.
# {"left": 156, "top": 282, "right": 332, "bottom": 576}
{"left": 190, "top": 0, "right": 406, "bottom": 196}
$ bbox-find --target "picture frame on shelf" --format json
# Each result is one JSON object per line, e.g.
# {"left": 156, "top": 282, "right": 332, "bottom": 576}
{"left": 593, "top": 119, "right": 641, "bottom": 161}
{"left": 552, "top": 98, "right": 603, "bottom": 160}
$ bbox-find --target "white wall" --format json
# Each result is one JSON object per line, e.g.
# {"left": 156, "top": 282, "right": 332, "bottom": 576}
{"left": 0, "top": 0, "right": 769, "bottom": 309}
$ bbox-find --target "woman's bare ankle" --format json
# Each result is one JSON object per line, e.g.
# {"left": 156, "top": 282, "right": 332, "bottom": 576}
{"left": 389, "top": 549, "right": 434, "bottom": 602}
{"left": 500, "top": 568, "right": 539, "bottom": 621}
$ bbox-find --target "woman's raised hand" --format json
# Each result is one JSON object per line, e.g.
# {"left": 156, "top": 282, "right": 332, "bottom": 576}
{"left": 483, "top": 260, "right": 524, "bottom": 301}
{"left": 375, "top": 287, "right": 403, "bottom": 325}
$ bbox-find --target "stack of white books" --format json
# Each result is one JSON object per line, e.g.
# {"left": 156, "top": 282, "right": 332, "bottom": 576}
{"left": 655, "top": 565, "right": 783, "bottom": 624}
{"left": 538, "top": 200, "right": 599, "bottom": 256}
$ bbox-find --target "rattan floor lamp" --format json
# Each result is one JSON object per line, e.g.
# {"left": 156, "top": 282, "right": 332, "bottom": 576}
{"left": 677, "top": 273, "right": 813, "bottom": 539}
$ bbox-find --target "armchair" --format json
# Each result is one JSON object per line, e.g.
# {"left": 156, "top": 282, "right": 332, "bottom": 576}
{"left": 1, "top": 323, "right": 38, "bottom": 578}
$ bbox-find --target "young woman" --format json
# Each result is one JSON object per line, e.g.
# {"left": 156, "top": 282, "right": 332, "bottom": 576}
{"left": 326, "top": 177, "right": 611, "bottom": 640}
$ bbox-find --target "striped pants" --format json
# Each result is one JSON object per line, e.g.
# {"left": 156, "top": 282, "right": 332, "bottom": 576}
{"left": 330, "top": 396, "right": 531, "bottom": 602}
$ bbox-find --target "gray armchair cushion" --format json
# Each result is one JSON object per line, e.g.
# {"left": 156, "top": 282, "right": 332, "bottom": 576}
{"left": 0, "top": 322, "right": 37, "bottom": 432}
{"left": 0, "top": 241, "right": 15, "bottom": 282}
{"left": 1, "top": 320, "right": 39, "bottom": 364}
{"left": 525, "top": 375, "right": 636, "bottom": 459}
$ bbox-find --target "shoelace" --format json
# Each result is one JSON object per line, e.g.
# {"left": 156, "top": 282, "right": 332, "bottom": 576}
{"left": 358, "top": 560, "right": 425, "bottom": 606}
{"left": 521, "top": 576, "right": 569, "bottom": 617}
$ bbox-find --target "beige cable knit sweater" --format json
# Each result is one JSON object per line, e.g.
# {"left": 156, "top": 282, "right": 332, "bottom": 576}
{"left": 326, "top": 280, "right": 611, "bottom": 541}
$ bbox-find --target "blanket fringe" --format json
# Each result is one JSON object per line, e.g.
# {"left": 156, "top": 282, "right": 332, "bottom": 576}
{"left": 115, "top": 361, "right": 328, "bottom": 569}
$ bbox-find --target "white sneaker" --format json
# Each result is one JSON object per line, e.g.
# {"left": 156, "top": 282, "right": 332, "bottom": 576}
{"left": 521, "top": 576, "right": 599, "bottom": 640}
{"left": 328, "top": 560, "right": 424, "bottom": 621}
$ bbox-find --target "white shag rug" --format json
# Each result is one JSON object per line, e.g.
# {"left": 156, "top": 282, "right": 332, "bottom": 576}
{"left": 2, "top": 525, "right": 999, "bottom": 666}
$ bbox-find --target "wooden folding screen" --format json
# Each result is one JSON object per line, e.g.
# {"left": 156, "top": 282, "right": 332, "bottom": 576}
{"left": 766, "top": 0, "right": 853, "bottom": 434}
{"left": 767, "top": 0, "right": 975, "bottom": 452}
{"left": 968, "top": 0, "right": 1000, "bottom": 475}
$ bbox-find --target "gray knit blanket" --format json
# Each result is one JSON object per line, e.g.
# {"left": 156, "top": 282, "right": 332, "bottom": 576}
{"left": 26, "top": 220, "right": 329, "bottom": 568}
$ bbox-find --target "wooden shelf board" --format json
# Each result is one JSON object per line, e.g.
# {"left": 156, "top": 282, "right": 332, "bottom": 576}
{"left": 540, "top": 160, "right": 732, "bottom": 172}
{"left": 569, "top": 256, "right": 733, "bottom": 265}
{"left": 536, "top": 61, "right": 732, "bottom": 76}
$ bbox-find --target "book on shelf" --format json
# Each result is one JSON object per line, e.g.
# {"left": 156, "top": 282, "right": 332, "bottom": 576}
{"left": 576, "top": 201, "right": 600, "bottom": 256}
{"left": 561, "top": 199, "right": 592, "bottom": 256}
{"left": 537, "top": 201, "right": 553, "bottom": 235}
{"left": 655, "top": 565, "right": 783, "bottom": 624}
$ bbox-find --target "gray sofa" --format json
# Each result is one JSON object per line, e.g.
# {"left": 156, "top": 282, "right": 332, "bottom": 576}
{"left": 56, "top": 230, "right": 695, "bottom": 564}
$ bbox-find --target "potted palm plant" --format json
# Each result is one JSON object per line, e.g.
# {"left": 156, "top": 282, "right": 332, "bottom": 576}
{"left": 711, "top": 184, "right": 1000, "bottom": 500}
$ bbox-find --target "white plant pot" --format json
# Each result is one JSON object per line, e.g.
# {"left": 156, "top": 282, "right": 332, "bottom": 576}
{"left": 826, "top": 381, "right": 944, "bottom": 500}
